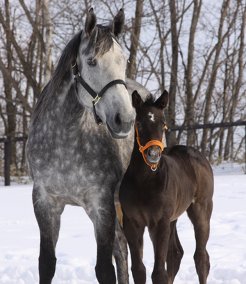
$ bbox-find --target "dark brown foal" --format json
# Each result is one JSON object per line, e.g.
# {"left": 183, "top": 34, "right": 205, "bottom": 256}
{"left": 119, "top": 90, "right": 213, "bottom": 284}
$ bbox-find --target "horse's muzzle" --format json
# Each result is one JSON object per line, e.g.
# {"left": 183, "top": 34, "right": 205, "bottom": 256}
{"left": 107, "top": 120, "right": 134, "bottom": 139}
{"left": 107, "top": 112, "right": 135, "bottom": 139}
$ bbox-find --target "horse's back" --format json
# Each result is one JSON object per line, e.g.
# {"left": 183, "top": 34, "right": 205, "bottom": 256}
{"left": 166, "top": 145, "right": 214, "bottom": 199}
{"left": 166, "top": 145, "right": 212, "bottom": 171}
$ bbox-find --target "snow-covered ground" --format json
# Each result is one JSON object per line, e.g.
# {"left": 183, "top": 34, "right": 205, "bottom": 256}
{"left": 0, "top": 163, "right": 245, "bottom": 284}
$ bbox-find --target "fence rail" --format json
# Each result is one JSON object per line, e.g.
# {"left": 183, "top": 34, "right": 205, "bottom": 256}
{"left": 169, "top": 120, "right": 246, "bottom": 131}
{"left": 1, "top": 121, "right": 245, "bottom": 185}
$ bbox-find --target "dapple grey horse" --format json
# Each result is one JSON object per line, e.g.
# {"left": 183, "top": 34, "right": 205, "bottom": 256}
{"left": 26, "top": 8, "right": 149, "bottom": 284}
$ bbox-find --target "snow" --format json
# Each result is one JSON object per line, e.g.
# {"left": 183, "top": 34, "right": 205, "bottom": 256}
{"left": 0, "top": 164, "right": 245, "bottom": 284}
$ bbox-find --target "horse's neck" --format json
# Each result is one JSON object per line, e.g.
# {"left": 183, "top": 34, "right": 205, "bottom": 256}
{"left": 34, "top": 77, "right": 89, "bottom": 139}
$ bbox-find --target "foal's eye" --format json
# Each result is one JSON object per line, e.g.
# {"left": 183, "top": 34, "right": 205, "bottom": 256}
{"left": 87, "top": 57, "right": 97, "bottom": 66}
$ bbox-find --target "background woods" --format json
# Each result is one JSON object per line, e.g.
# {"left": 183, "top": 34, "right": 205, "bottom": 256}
{"left": 0, "top": 0, "right": 245, "bottom": 176}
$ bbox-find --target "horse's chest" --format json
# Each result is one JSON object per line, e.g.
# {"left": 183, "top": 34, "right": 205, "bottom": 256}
{"left": 120, "top": 181, "right": 170, "bottom": 225}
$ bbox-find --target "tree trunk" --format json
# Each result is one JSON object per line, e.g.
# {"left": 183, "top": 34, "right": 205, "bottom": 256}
{"left": 167, "top": 0, "right": 178, "bottom": 146}
{"left": 224, "top": 3, "right": 245, "bottom": 160}
{"left": 43, "top": 0, "right": 53, "bottom": 83}
{"left": 126, "top": 0, "right": 144, "bottom": 79}
{"left": 4, "top": 0, "right": 17, "bottom": 173}
{"left": 185, "top": 0, "right": 202, "bottom": 146}
{"left": 201, "top": 0, "right": 231, "bottom": 154}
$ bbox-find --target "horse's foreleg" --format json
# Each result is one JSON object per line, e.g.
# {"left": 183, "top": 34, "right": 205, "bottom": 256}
{"left": 166, "top": 220, "right": 184, "bottom": 284}
{"left": 90, "top": 200, "right": 116, "bottom": 284}
{"left": 187, "top": 200, "right": 213, "bottom": 284}
{"left": 149, "top": 218, "right": 170, "bottom": 284}
{"left": 33, "top": 186, "right": 64, "bottom": 284}
{"left": 123, "top": 215, "right": 145, "bottom": 284}
{"left": 113, "top": 220, "right": 129, "bottom": 284}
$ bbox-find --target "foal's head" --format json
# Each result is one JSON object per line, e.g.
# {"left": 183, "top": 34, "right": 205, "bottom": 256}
{"left": 132, "top": 90, "right": 169, "bottom": 170}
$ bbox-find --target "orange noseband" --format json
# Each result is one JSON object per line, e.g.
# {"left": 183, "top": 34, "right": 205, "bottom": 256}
{"left": 135, "top": 126, "right": 165, "bottom": 171}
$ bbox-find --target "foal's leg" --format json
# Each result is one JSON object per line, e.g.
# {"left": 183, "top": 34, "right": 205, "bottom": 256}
{"left": 187, "top": 200, "right": 213, "bottom": 284}
{"left": 149, "top": 219, "right": 170, "bottom": 284}
{"left": 33, "top": 185, "right": 64, "bottom": 284}
{"left": 87, "top": 196, "right": 116, "bottom": 284}
{"left": 167, "top": 220, "right": 184, "bottom": 283}
{"left": 123, "top": 215, "right": 146, "bottom": 284}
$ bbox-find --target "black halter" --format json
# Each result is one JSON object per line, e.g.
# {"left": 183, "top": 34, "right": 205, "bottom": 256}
{"left": 72, "top": 62, "right": 127, "bottom": 124}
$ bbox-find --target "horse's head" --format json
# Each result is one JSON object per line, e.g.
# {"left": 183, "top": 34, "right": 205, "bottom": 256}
{"left": 132, "top": 90, "right": 169, "bottom": 170}
{"left": 74, "top": 8, "right": 135, "bottom": 138}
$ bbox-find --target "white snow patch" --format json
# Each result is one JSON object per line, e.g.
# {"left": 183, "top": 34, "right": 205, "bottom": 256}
{"left": 0, "top": 164, "right": 246, "bottom": 283}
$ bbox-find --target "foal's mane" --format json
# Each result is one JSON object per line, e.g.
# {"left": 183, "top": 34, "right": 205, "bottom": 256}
{"left": 32, "top": 24, "right": 117, "bottom": 124}
{"left": 144, "top": 95, "right": 155, "bottom": 106}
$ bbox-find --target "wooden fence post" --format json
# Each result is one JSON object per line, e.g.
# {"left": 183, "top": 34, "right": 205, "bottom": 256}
{"left": 4, "top": 138, "right": 11, "bottom": 186}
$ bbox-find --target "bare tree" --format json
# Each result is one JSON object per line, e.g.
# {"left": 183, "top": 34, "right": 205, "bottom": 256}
{"left": 201, "top": 0, "right": 233, "bottom": 153}
{"left": 224, "top": 2, "right": 246, "bottom": 160}
{"left": 1, "top": 0, "right": 17, "bottom": 170}
{"left": 0, "top": 0, "right": 245, "bottom": 177}
{"left": 184, "top": 0, "right": 202, "bottom": 146}
{"left": 126, "top": 0, "right": 144, "bottom": 79}
{"left": 167, "top": 0, "right": 179, "bottom": 146}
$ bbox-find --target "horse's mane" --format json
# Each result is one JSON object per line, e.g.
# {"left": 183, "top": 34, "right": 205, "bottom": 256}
{"left": 84, "top": 25, "right": 117, "bottom": 57}
{"left": 31, "top": 24, "right": 116, "bottom": 125}
{"left": 50, "top": 31, "right": 83, "bottom": 92}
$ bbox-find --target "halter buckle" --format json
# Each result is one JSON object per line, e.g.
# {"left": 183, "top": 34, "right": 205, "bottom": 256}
{"left": 92, "top": 95, "right": 101, "bottom": 105}
{"left": 151, "top": 165, "right": 158, "bottom": 171}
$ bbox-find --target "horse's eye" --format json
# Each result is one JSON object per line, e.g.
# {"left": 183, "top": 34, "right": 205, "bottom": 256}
{"left": 87, "top": 57, "right": 97, "bottom": 66}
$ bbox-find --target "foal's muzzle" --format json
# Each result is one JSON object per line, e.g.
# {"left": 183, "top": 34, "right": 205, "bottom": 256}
{"left": 146, "top": 145, "right": 162, "bottom": 164}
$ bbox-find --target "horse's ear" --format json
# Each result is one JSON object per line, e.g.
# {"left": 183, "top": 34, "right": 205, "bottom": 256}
{"left": 132, "top": 90, "right": 143, "bottom": 109}
{"left": 155, "top": 90, "right": 169, "bottom": 109}
{"left": 112, "top": 8, "right": 125, "bottom": 37}
{"left": 85, "top": 8, "right": 97, "bottom": 36}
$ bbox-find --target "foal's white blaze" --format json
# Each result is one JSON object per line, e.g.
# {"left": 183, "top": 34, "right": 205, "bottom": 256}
{"left": 148, "top": 112, "right": 155, "bottom": 122}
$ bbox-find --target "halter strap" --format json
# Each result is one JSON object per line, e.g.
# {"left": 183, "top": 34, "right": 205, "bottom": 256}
{"left": 135, "top": 126, "right": 165, "bottom": 171}
{"left": 72, "top": 62, "right": 127, "bottom": 124}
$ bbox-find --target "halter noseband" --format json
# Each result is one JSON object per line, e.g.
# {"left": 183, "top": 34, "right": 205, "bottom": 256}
{"left": 135, "top": 126, "right": 165, "bottom": 171}
{"left": 72, "top": 62, "right": 127, "bottom": 124}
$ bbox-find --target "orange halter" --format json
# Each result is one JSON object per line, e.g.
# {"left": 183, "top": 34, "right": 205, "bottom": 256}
{"left": 135, "top": 126, "right": 165, "bottom": 171}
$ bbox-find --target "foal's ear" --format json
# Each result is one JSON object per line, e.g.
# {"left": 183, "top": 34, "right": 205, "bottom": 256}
{"left": 112, "top": 8, "right": 125, "bottom": 37}
{"left": 85, "top": 8, "right": 97, "bottom": 36}
{"left": 155, "top": 90, "right": 169, "bottom": 109}
{"left": 132, "top": 90, "right": 143, "bottom": 109}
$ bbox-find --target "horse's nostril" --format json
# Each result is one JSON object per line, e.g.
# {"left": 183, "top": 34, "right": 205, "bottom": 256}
{"left": 148, "top": 148, "right": 154, "bottom": 155}
{"left": 115, "top": 113, "right": 122, "bottom": 126}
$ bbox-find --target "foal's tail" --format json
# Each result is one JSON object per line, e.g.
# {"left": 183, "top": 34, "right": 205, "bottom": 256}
{"left": 115, "top": 201, "right": 123, "bottom": 228}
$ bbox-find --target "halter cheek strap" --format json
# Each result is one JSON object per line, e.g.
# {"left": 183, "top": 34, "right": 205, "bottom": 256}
{"left": 72, "top": 62, "right": 127, "bottom": 125}
{"left": 135, "top": 126, "right": 165, "bottom": 171}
